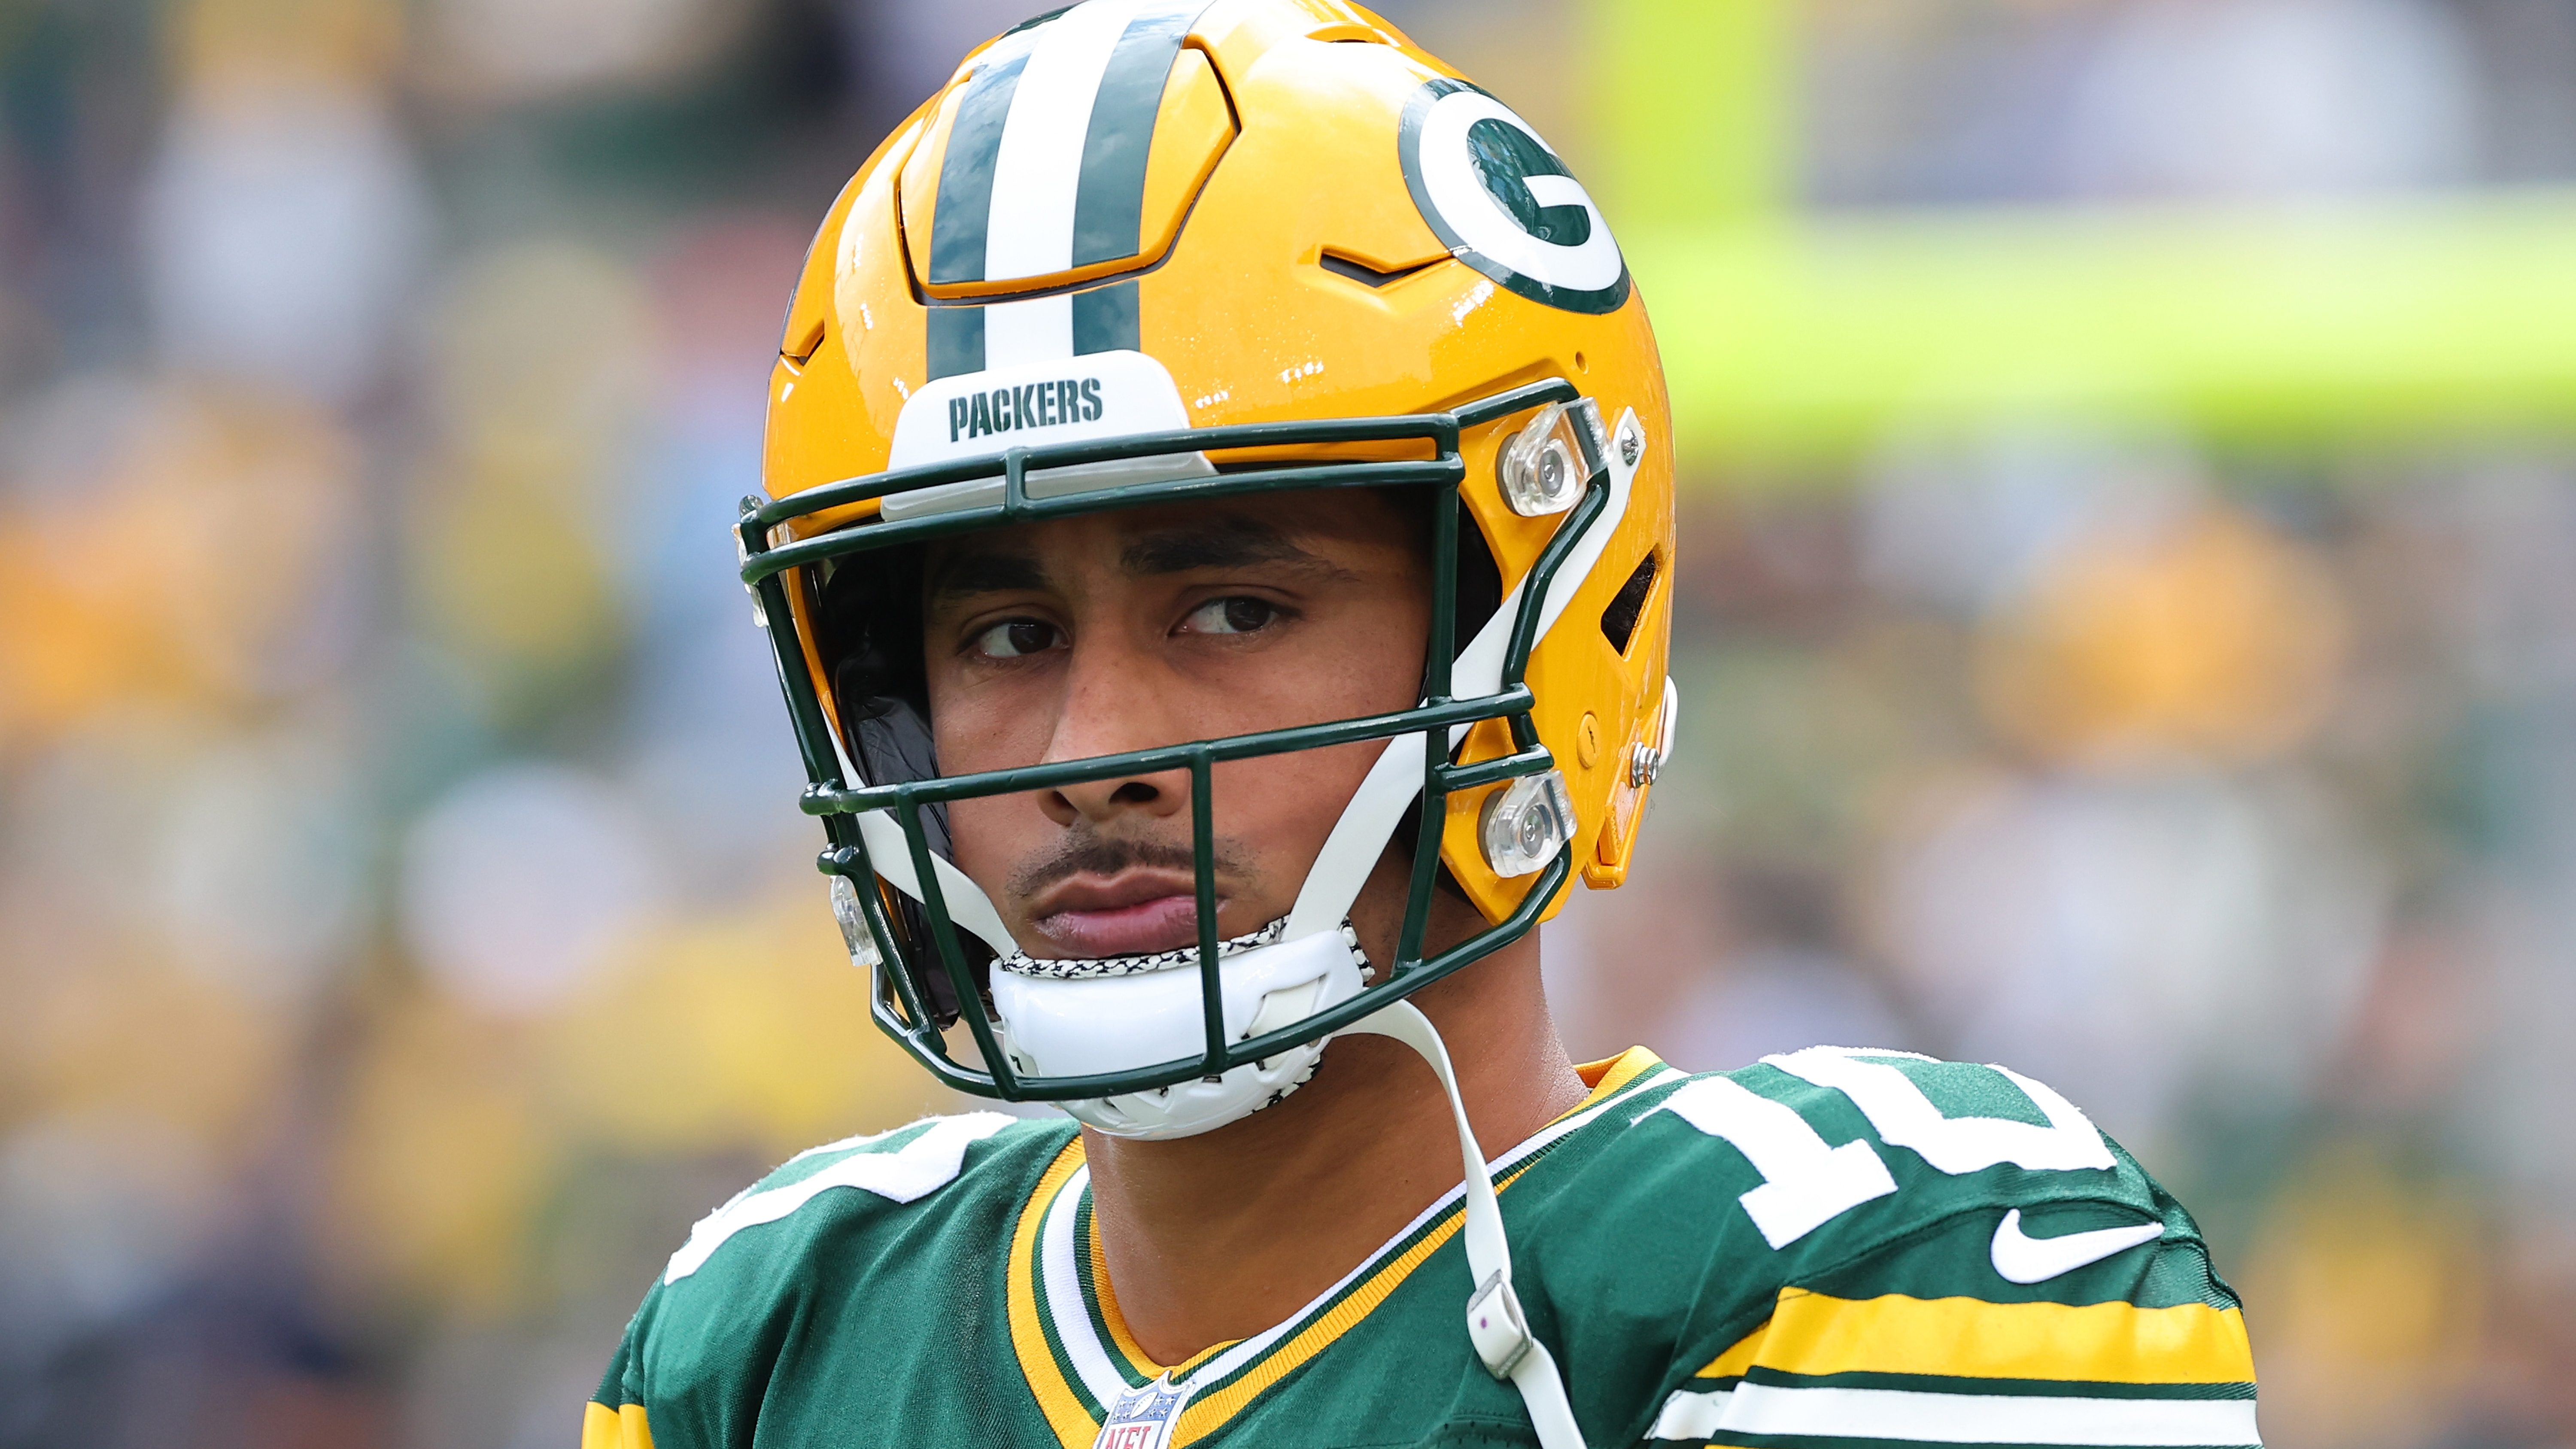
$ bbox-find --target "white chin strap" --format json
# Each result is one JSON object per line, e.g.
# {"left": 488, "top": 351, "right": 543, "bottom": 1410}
{"left": 1352, "top": 1001, "right": 1588, "bottom": 1449}
{"left": 987, "top": 922, "right": 1372, "bottom": 1141}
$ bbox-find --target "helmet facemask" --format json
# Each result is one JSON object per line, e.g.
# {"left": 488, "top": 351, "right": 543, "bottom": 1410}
{"left": 740, "top": 375, "right": 1634, "bottom": 1137}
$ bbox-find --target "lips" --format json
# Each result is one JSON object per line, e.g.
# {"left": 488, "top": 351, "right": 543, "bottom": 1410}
{"left": 1024, "top": 869, "right": 1216, "bottom": 958}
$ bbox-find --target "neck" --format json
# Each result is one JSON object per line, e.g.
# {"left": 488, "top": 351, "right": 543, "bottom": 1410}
{"left": 1078, "top": 933, "right": 1586, "bottom": 1368}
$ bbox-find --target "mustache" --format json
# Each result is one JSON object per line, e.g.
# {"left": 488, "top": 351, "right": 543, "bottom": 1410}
{"left": 1007, "top": 832, "right": 1252, "bottom": 901}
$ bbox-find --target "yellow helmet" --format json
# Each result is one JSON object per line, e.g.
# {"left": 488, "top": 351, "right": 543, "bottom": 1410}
{"left": 741, "top": 0, "right": 1676, "bottom": 1132}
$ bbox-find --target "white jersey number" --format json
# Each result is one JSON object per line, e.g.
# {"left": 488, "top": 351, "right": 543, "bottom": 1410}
{"left": 1764, "top": 1047, "right": 2115, "bottom": 1175}
{"left": 1650, "top": 1048, "right": 2112, "bottom": 1249}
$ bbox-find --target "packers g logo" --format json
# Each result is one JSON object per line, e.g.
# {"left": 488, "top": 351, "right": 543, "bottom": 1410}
{"left": 1398, "top": 78, "right": 1630, "bottom": 316}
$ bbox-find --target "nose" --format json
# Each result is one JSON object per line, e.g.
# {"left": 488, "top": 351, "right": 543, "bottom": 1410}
{"left": 1036, "top": 634, "right": 1193, "bottom": 830}
{"left": 1045, "top": 771, "right": 1187, "bottom": 828}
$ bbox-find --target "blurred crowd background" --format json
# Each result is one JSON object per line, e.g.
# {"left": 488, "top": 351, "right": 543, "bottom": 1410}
{"left": 2, "top": 0, "right": 2570, "bottom": 1443}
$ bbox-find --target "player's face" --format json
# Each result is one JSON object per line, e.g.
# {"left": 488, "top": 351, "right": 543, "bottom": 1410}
{"left": 920, "top": 491, "right": 1432, "bottom": 960}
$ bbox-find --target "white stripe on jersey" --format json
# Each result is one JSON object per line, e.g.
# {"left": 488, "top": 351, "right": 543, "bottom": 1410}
{"left": 1650, "top": 1383, "right": 2260, "bottom": 1447}
{"left": 1650, "top": 1388, "right": 1732, "bottom": 1440}
{"left": 1040, "top": 1161, "right": 1136, "bottom": 1410}
{"left": 663, "top": 1114, "right": 1012, "bottom": 1283}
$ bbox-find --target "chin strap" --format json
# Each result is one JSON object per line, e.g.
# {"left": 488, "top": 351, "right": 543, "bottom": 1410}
{"left": 1350, "top": 1002, "right": 1588, "bottom": 1449}
{"left": 997, "top": 917, "right": 1376, "bottom": 985}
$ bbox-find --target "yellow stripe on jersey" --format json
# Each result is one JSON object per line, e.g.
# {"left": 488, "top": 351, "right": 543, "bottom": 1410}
{"left": 1711, "top": 1288, "right": 2256, "bottom": 1385}
{"left": 580, "top": 1401, "right": 656, "bottom": 1449}
{"left": 1007, "top": 1138, "right": 1102, "bottom": 1449}
{"left": 1697, "top": 1321, "right": 1768, "bottom": 1381}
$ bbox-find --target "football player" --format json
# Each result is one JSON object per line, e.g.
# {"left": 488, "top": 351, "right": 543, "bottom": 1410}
{"left": 589, "top": 3, "right": 2260, "bottom": 1446}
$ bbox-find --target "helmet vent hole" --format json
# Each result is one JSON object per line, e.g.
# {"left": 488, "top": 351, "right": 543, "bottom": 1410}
{"left": 1599, "top": 551, "right": 1659, "bottom": 656}
{"left": 1318, "top": 250, "right": 1440, "bottom": 289}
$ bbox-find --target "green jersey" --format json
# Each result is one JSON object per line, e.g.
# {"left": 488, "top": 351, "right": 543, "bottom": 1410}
{"left": 586, "top": 1048, "right": 2257, "bottom": 1449}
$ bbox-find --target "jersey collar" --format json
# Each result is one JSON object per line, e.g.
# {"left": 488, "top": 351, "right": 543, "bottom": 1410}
{"left": 1005, "top": 1048, "right": 1675, "bottom": 1448}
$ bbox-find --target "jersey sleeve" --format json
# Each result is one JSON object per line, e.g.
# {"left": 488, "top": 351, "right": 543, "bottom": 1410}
{"left": 586, "top": 1306, "right": 658, "bottom": 1449}
{"left": 1645, "top": 1214, "right": 2255, "bottom": 1449}
{"left": 1625, "top": 1051, "right": 2259, "bottom": 1449}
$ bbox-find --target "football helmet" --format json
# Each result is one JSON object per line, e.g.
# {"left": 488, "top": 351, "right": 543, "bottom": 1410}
{"left": 743, "top": 0, "right": 1676, "bottom": 1140}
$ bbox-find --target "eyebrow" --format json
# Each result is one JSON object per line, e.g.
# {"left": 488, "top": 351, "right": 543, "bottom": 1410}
{"left": 926, "top": 548, "right": 1050, "bottom": 601}
{"left": 928, "top": 516, "right": 1358, "bottom": 602}
{"left": 1118, "top": 517, "right": 1355, "bottom": 580}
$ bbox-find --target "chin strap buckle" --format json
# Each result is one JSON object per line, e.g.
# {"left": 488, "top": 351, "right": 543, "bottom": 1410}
{"left": 1466, "top": 1270, "right": 1535, "bottom": 1380}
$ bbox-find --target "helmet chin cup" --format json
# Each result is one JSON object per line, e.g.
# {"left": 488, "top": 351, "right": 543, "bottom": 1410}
{"left": 990, "top": 930, "right": 1369, "bottom": 1140}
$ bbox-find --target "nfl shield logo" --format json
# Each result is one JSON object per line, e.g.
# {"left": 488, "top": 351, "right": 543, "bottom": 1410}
{"left": 1092, "top": 1381, "right": 1186, "bottom": 1449}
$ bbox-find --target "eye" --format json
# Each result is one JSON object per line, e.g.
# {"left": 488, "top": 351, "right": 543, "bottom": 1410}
{"left": 969, "top": 619, "right": 1063, "bottom": 659}
{"left": 1182, "top": 596, "right": 1281, "bottom": 636}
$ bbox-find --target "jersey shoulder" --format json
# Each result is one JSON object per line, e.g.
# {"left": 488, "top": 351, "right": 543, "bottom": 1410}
{"left": 1524, "top": 1049, "right": 2250, "bottom": 1448}
{"left": 1532, "top": 1046, "right": 2219, "bottom": 1313}
{"left": 659, "top": 1109, "right": 1073, "bottom": 1291}
{"left": 605, "top": 1111, "right": 1077, "bottom": 1426}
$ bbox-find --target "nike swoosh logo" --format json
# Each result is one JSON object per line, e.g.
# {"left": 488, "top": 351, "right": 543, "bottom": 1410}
{"left": 1989, "top": 1209, "right": 2163, "bottom": 1284}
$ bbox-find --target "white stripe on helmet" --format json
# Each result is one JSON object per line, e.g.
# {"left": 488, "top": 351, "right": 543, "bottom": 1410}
{"left": 985, "top": 1, "right": 1150, "bottom": 288}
